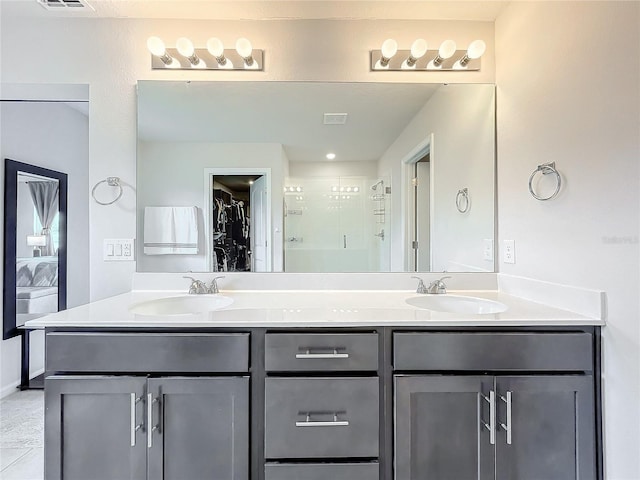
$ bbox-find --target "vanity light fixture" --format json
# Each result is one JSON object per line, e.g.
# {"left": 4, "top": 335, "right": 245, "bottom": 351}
{"left": 326, "top": 153, "right": 336, "bottom": 160}
{"left": 147, "top": 36, "right": 263, "bottom": 70}
{"left": 371, "top": 38, "right": 485, "bottom": 71}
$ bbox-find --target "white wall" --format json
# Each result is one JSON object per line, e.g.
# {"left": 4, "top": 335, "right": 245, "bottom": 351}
{"left": 0, "top": 101, "right": 89, "bottom": 397}
{"left": 495, "top": 2, "right": 640, "bottom": 478}
{"left": 289, "top": 160, "right": 378, "bottom": 179}
{"left": 378, "top": 84, "right": 495, "bottom": 272}
{"left": 137, "top": 141, "right": 286, "bottom": 272}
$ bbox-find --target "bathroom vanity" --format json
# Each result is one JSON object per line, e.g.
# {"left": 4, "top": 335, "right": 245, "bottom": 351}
{"left": 29, "top": 288, "right": 603, "bottom": 480}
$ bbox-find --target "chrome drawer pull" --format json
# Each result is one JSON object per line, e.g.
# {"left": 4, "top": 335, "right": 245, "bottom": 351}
{"left": 130, "top": 393, "right": 143, "bottom": 447}
{"left": 295, "top": 413, "right": 350, "bottom": 427}
{"left": 295, "top": 349, "right": 349, "bottom": 359}
{"left": 499, "top": 391, "right": 512, "bottom": 445}
{"left": 147, "top": 394, "right": 160, "bottom": 448}
{"left": 481, "top": 391, "right": 496, "bottom": 445}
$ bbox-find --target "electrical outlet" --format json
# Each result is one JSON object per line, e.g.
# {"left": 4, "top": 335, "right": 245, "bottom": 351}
{"left": 483, "top": 239, "right": 494, "bottom": 261}
{"left": 503, "top": 239, "right": 516, "bottom": 264}
{"left": 104, "top": 239, "right": 135, "bottom": 261}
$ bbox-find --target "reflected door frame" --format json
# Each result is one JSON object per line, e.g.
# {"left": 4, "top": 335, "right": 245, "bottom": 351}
{"left": 204, "top": 167, "right": 272, "bottom": 272}
{"left": 402, "top": 133, "right": 435, "bottom": 272}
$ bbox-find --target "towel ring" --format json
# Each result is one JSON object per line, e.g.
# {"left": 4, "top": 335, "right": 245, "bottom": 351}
{"left": 529, "top": 162, "right": 561, "bottom": 201}
{"left": 92, "top": 177, "right": 123, "bottom": 205}
{"left": 456, "top": 188, "right": 470, "bottom": 213}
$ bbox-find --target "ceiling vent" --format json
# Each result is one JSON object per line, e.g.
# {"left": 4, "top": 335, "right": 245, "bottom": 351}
{"left": 323, "top": 113, "right": 348, "bottom": 125}
{"left": 37, "top": 0, "right": 94, "bottom": 11}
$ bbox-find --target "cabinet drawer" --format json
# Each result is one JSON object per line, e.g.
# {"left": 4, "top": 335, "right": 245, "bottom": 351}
{"left": 264, "top": 377, "right": 379, "bottom": 458}
{"left": 265, "top": 462, "right": 379, "bottom": 480}
{"left": 394, "top": 332, "right": 593, "bottom": 371}
{"left": 46, "top": 332, "right": 249, "bottom": 372}
{"left": 265, "top": 333, "right": 378, "bottom": 371}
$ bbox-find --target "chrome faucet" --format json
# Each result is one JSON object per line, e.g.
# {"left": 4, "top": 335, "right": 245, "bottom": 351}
{"left": 208, "top": 276, "right": 225, "bottom": 294}
{"left": 412, "top": 276, "right": 428, "bottom": 294}
{"left": 183, "top": 276, "right": 208, "bottom": 294}
{"left": 426, "top": 276, "right": 452, "bottom": 294}
{"left": 184, "top": 276, "right": 226, "bottom": 294}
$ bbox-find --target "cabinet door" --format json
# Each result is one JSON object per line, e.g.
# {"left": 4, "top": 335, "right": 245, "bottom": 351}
{"left": 45, "top": 375, "right": 147, "bottom": 480}
{"left": 495, "top": 375, "right": 596, "bottom": 480}
{"left": 147, "top": 377, "right": 249, "bottom": 480}
{"left": 394, "top": 375, "right": 495, "bottom": 480}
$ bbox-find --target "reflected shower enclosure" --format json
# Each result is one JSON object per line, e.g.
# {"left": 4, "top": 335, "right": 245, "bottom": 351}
{"left": 284, "top": 176, "right": 390, "bottom": 273}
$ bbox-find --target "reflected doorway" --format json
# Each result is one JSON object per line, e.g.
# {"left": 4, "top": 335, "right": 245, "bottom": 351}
{"left": 405, "top": 133, "right": 434, "bottom": 272}
{"left": 209, "top": 173, "right": 270, "bottom": 272}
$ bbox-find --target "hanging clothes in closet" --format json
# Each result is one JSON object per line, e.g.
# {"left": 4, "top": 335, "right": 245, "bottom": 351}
{"left": 212, "top": 189, "right": 250, "bottom": 272}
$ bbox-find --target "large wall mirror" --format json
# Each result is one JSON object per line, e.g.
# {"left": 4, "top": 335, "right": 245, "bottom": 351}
{"left": 137, "top": 81, "right": 495, "bottom": 274}
{"left": 3, "top": 159, "right": 67, "bottom": 339}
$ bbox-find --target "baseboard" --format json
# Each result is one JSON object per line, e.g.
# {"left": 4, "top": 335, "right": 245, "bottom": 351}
{"left": 0, "top": 367, "right": 45, "bottom": 399}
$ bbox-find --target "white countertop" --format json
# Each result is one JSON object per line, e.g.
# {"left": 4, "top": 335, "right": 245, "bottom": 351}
{"left": 23, "top": 289, "right": 604, "bottom": 329}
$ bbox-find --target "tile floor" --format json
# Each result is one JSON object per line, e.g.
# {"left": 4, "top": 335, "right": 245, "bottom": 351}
{"left": 0, "top": 390, "right": 44, "bottom": 480}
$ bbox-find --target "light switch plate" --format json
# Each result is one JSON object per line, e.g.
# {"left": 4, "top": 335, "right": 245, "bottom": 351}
{"left": 503, "top": 239, "right": 516, "bottom": 264}
{"left": 104, "top": 238, "right": 135, "bottom": 261}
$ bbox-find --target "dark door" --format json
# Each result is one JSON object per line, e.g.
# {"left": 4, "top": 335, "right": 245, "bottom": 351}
{"left": 395, "top": 375, "right": 495, "bottom": 480}
{"left": 495, "top": 375, "right": 596, "bottom": 480}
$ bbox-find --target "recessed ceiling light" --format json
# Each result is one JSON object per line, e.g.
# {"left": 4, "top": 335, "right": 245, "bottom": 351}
{"left": 326, "top": 153, "right": 336, "bottom": 160}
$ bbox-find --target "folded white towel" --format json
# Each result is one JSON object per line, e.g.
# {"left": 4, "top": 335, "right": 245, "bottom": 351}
{"left": 144, "top": 206, "right": 199, "bottom": 255}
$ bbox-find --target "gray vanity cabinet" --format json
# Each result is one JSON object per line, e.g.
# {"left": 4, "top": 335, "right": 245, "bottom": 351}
{"left": 46, "top": 376, "right": 249, "bottom": 480}
{"left": 395, "top": 374, "right": 595, "bottom": 480}
{"left": 393, "top": 332, "right": 597, "bottom": 480}
{"left": 146, "top": 377, "right": 249, "bottom": 480}
{"left": 45, "top": 376, "right": 148, "bottom": 480}
{"left": 494, "top": 375, "right": 594, "bottom": 480}
{"left": 394, "top": 375, "right": 496, "bottom": 480}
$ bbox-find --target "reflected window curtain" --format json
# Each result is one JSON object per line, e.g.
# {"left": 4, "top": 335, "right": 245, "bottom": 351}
{"left": 28, "top": 181, "right": 59, "bottom": 256}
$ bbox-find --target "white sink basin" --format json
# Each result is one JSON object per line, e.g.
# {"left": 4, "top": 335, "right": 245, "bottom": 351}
{"left": 129, "top": 295, "right": 234, "bottom": 316}
{"left": 406, "top": 295, "right": 508, "bottom": 315}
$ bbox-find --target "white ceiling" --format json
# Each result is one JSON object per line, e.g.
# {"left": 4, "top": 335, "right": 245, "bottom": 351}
{"left": 3, "top": 1, "right": 509, "bottom": 21}
{"left": 137, "top": 81, "right": 443, "bottom": 163}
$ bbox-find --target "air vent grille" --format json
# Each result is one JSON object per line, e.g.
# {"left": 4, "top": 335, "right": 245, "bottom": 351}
{"left": 37, "top": 0, "right": 94, "bottom": 11}
{"left": 323, "top": 113, "right": 348, "bottom": 125}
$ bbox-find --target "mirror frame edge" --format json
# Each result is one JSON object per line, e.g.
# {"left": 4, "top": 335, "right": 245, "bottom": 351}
{"left": 3, "top": 158, "right": 68, "bottom": 340}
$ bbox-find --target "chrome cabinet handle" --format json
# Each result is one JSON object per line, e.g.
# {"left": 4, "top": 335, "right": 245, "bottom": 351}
{"left": 481, "top": 390, "right": 496, "bottom": 445}
{"left": 130, "top": 393, "right": 143, "bottom": 447}
{"left": 343, "top": 235, "right": 347, "bottom": 249}
{"left": 295, "top": 413, "right": 349, "bottom": 428}
{"left": 295, "top": 349, "right": 349, "bottom": 359}
{"left": 147, "top": 394, "right": 160, "bottom": 448}
{"left": 499, "top": 391, "right": 512, "bottom": 445}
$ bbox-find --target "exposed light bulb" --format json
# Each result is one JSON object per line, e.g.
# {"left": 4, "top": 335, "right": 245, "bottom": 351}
{"left": 207, "top": 37, "right": 233, "bottom": 68}
{"left": 236, "top": 37, "right": 255, "bottom": 67}
{"left": 147, "top": 36, "right": 175, "bottom": 66}
{"left": 326, "top": 153, "right": 336, "bottom": 160}
{"left": 176, "top": 37, "right": 195, "bottom": 57}
{"left": 403, "top": 39, "right": 428, "bottom": 69}
{"left": 207, "top": 37, "right": 224, "bottom": 57}
{"left": 353, "top": 187, "right": 359, "bottom": 192}
{"left": 439, "top": 40, "right": 457, "bottom": 59}
{"left": 431, "top": 40, "right": 457, "bottom": 68}
{"left": 147, "top": 36, "right": 166, "bottom": 57}
{"left": 467, "top": 40, "right": 486, "bottom": 59}
{"left": 381, "top": 39, "right": 398, "bottom": 59}
{"left": 410, "top": 39, "right": 428, "bottom": 59}
{"left": 460, "top": 39, "right": 486, "bottom": 67}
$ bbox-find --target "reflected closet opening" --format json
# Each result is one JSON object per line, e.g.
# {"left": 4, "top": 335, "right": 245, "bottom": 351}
{"left": 210, "top": 174, "right": 268, "bottom": 272}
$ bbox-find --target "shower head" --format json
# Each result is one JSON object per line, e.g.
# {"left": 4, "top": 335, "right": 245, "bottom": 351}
{"left": 371, "top": 180, "right": 384, "bottom": 191}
